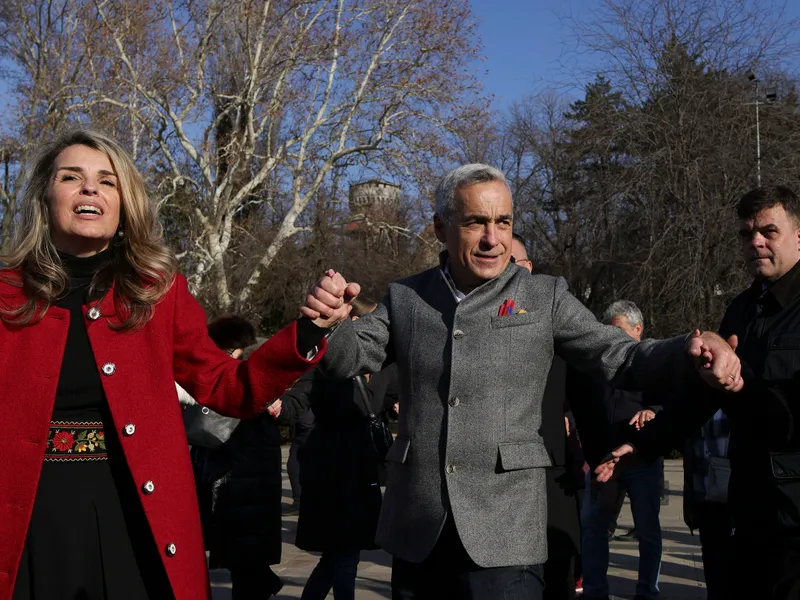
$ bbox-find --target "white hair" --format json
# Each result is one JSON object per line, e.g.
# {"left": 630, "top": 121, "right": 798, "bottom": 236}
{"left": 602, "top": 300, "right": 644, "bottom": 328}
{"left": 434, "top": 163, "right": 509, "bottom": 222}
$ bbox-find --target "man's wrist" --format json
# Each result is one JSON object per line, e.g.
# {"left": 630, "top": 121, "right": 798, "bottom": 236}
{"left": 307, "top": 316, "right": 345, "bottom": 335}
{"left": 322, "top": 319, "right": 343, "bottom": 338}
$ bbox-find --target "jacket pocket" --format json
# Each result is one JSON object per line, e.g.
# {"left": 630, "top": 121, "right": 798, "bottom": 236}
{"left": 498, "top": 441, "right": 552, "bottom": 471}
{"left": 769, "top": 453, "right": 800, "bottom": 530}
{"left": 386, "top": 436, "right": 410, "bottom": 464}
{"left": 769, "top": 335, "right": 800, "bottom": 351}
{"left": 771, "top": 453, "right": 800, "bottom": 480}
{"left": 490, "top": 311, "right": 545, "bottom": 329}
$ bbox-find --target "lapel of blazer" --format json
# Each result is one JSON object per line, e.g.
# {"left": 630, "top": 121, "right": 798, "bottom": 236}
{"left": 427, "top": 251, "right": 520, "bottom": 314}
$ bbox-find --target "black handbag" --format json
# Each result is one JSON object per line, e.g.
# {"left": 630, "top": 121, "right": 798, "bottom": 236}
{"left": 354, "top": 375, "right": 394, "bottom": 463}
{"left": 183, "top": 404, "right": 240, "bottom": 450}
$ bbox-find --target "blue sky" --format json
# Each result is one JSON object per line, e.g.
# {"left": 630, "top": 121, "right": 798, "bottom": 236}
{"left": 468, "top": 0, "right": 600, "bottom": 108}
{"left": 469, "top": 0, "right": 800, "bottom": 110}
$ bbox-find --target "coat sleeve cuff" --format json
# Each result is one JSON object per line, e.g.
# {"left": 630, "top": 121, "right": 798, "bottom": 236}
{"left": 295, "top": 318, "right": 328, "bottom": 358}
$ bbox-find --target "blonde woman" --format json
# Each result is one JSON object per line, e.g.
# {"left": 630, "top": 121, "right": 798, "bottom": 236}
{"left": 0, "top": 129, "right": 329, "bottom": 600}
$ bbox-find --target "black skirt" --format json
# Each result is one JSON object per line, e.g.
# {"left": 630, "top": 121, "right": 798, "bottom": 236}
{"left": 13, "top": 440, "right": 172, "bottom": 599}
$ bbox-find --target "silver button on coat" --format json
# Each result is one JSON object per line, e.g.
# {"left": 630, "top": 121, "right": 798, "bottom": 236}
{"left": 123, "top": 424, "right": 136, "bottom": 436}
{"left": 165, "top": 543, "right": 177, "bottom": 557}
{"left": 87, "top": 307, "right": 101, "bottom": 321}
{"left": 142, "top": 480, "right": 155, "bottom": 494}
{"left": 101, "top": 363, "right": 116, "bottom": 376}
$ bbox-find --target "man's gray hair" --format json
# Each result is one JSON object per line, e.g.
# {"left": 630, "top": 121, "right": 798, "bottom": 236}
{"left": 602, "top": 300, "right": 644, "bottom": 327}
{"left": 435, "top": 163, "right": 509, "bottom": 222}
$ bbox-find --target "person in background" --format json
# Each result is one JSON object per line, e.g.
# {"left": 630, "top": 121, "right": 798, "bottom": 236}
{"left": 682, "top": 410, "right": 732, "bottom": 600}
{"left": 191, "top": 315, "right": 285, "bottom": 600}
{"left": 568, "top": 301, "right": 664, "bottom": 600}
{"left": 0, "top": 129, "right": 323, "bottom": 600}
{"left": 285, "top": 407, "right": 316, "bottom": 516}
{"left": 288, "top": 297, "right": 399, "bottom": 600}
{"left": 564, "top": 409, "right": 588, "bottom": 595}
{"left": 511, "top": 233, "right": 581, "bottom": 600}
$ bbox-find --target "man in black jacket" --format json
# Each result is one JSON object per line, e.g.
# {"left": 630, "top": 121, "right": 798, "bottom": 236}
{"left": 597, "top": 186, "right": 800, "bottom": 599}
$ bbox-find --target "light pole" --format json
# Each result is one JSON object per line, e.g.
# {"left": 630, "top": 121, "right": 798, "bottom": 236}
{"left": 745, "top": 70, "right": 778, "bottom": 187}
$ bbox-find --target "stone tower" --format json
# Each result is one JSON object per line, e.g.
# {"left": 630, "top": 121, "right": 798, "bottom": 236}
{"left": 348, "top": 179, "right": 401, "bottom": 221}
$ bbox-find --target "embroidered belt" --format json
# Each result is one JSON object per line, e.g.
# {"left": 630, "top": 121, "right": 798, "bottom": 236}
{"left": 44, "top": 421, "right": 107, "bottom": 462}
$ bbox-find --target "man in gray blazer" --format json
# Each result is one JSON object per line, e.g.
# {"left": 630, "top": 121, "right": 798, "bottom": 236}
{"left": 300, "top": 164, "right": 742, "bottom": 600}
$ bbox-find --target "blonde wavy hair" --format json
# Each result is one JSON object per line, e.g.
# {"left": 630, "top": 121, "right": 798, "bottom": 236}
{"left": 0, "top": 129, "right": 178, "bottom": 330}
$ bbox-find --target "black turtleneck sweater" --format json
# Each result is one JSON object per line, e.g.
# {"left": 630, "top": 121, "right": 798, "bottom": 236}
{"left": 53, "top": 250, "right": 112, "bottom": 420}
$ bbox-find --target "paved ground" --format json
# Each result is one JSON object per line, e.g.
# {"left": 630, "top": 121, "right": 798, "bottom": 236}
{"left": 211, "top": 455, "right": 705, "bottom": 599}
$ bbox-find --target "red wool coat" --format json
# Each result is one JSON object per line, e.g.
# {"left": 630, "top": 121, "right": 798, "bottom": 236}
{"left": 0, "top": 272, "right": 325, "bottom": 600}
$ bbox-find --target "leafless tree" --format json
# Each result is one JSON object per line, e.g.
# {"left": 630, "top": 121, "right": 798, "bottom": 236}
{"left": 505, "top": 0, "right": 800, "bottom": 334}
{"left": 0, "top": 0, "right": 486, "bottom": 315}
{"left": 0, "top": 0, "right": 107, "bottom": 252}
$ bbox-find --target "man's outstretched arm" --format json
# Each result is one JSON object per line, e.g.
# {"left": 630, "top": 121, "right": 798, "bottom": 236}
{"left": 550, "top": 276, "right": 742, "bottom": 393}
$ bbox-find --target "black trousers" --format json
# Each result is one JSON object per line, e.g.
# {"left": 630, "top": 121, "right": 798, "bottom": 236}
{"left": 542, "top": 556, "right": 575, "bottom": 600}
{"left": 731, "top": 531, "right": 800, "bottom": 600}
{"left": 288, "top": 415, "right": 315, "bottom": 502}
{"left": 607, "top": 487, "right": 626, "bottom": 537}
{"left": 391, "top": 517, "right": 544, "bottom": 600}
{"left": 695, "top": 502, "right": 732, "bottom": 600}
{"left": 287, "top": 439, "right": 302, "bottom": 502}
{"left": 230, "top": 566, "right": 282, "bottom": 600}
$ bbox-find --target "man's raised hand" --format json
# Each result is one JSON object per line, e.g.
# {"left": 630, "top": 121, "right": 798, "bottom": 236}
{"left": 685, "top": 330, "right": 744, "bottom": 392}
{"left": 594, "top": 444, "right": 637, "bottom": 483}
{"left": 299, "top": 270, "right": 361, "bottom": 328}
{"left": 629, "top": 409, "right": 656, "bottom": 430}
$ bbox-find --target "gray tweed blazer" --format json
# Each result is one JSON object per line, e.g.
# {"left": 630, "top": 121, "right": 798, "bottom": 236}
{"left": 323, "top": 257, "right": 688, "bottom": 567}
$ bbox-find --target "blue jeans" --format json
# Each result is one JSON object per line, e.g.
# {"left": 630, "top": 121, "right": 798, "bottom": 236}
{"left": 301, "top": 551, "right": 361, "bottom": 600}
{"left": 581, "top": 458, "right": 663, "bottom": 599}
